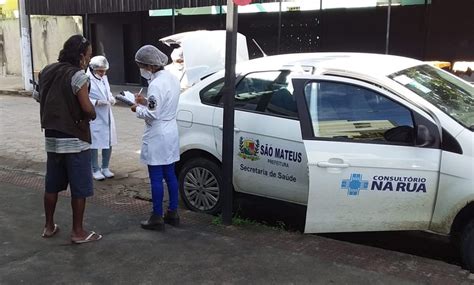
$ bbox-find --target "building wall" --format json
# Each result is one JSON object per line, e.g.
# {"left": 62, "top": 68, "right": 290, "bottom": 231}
{"left": 88, "top": 1, "right": 473, "bottom": 85}
{"left": 0, "top": 15, "right": 82, "bottom": 75}
{"left": 0, "top": 18, "right": 20, "bottom": 74}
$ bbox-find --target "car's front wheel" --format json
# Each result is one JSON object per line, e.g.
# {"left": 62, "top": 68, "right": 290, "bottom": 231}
{"left": 178, "top": 157, "right": 222, "bottom": 215}
{"left": 461, "top": 219, "right": 474, "bottom": 273}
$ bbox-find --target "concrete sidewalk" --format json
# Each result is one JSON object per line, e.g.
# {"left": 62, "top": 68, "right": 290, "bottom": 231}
{"left": 0, "top": 93, "right": 151, "bottom": 200}
{"left": 0, "top": 75, "right": 144, "bottom": 97}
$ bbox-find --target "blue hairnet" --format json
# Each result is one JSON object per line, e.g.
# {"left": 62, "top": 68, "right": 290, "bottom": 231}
{"left": 135, "top": 45, "right": 168, "bottom": 66}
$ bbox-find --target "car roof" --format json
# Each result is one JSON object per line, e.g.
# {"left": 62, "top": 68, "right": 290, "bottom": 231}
{"left": 235, "top": 52, "right": 423, "bottom": 77}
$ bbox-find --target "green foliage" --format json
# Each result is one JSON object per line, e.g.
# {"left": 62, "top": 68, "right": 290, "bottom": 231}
{"left": 211, "top": 214, "right": 286, "bottom": 231}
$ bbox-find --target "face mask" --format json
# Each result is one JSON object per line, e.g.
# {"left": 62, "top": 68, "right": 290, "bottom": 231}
{"left": 140, "top": 68, "right": 152, "bottom": 80}
{"left": 94, "top": 72, "right": 103, "bottom": 79}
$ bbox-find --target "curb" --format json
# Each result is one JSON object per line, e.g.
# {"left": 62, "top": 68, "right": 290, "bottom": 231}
{"left": 0, "top": 90, "right": 32, "bottom": 97}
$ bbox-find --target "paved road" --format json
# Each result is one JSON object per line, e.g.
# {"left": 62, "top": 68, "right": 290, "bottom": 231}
{"left": 1, "top": 180, "right": 472, "bottom": 284}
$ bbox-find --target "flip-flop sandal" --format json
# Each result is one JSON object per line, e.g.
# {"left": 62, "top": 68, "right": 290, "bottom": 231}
{"left": 41, "top": 224, "right": 59, "bottom": 238}
{"left": 71, "top": 231, "right": 103, "bottom": 244}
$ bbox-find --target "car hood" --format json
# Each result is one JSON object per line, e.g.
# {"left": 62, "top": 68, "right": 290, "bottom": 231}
{"left": 160, "top": 30, "right": 249, "bottom": 86}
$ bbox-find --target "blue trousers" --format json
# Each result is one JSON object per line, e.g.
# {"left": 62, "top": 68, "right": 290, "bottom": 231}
{"left": 91, "top": 147, "right": 112, "bottom": 172}
{"left": 148, "top": 164, "right": 179, "bottom": 216}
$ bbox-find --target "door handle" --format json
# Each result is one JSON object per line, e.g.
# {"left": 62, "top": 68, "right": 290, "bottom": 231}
{"left": 316, "top": 161, "right": 350, "bottom": 168}
{"left": 218, "top": 125, "right": 240, "bottom": 132}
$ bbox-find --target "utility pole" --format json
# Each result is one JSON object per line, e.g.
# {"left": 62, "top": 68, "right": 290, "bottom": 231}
{"left": 221, "top": 0, "right": 239, "bottom": 226}
{"left": 18, "top": 0, "right": 33, "bottom": 91}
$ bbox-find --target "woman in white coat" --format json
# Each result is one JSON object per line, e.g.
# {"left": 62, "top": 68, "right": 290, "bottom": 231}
{"left": 87, "top": 56, "right": 117, "bottom": 181}
{"left": 132, "top": 45, "right": 180, "bottom": 231}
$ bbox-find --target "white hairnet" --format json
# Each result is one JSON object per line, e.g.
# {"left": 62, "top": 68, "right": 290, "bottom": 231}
{"left": 135, "top": 45, "right": 168, "bottom": 66}
{"left": 89, "top": 55, "right": 109, "bottom": 70}
{"left": 171, "top": 47, "right": 184, "bottom": 62}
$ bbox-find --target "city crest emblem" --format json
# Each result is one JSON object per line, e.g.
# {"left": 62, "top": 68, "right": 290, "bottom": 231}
{"left": 238, "top": 137, "right": 260, "bottom": 161}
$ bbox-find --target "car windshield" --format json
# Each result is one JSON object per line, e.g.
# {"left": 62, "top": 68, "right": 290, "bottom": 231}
{"left": 389, "top": 64, "right": 474, "bottom": 131}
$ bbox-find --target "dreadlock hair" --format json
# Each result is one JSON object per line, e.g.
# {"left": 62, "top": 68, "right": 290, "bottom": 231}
{"left": 58, "top": 35, "right": 90, "bottom": 67}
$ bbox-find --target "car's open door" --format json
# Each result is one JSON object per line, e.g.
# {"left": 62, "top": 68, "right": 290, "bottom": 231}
{"left": 160, "top": 30, "right": 249, "bottom": 86}
{"left": 292, "top": 75, "right": 441, "bottom": 234}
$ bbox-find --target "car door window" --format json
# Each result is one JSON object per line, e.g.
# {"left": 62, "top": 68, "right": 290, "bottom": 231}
{"left": 199, "top": 79, "right": 225, "bottom": 105}
{"left": 304, "top": 81, "right": 415, "bottom": 144}
{"left": 235, "top": 71, "right": 298, "bottom": 119}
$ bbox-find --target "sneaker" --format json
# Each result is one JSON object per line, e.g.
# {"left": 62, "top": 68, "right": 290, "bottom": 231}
{"left": 101, "top": 168, "right": 115, "bottom": 178}
{"left": 141, "top": 214, "right": 165, "bottom": 231}
{"left": 164, "top": 210, "right": 180, "bottom": 227}
{"left": 93, "top": 170, "right": 106, "bottom": 181}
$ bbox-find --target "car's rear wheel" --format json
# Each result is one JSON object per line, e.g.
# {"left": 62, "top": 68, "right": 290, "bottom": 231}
{"left": 178, "top": 157, "right": 222, "bottom": 215}
{"left": 461, "top": 220, "right": 474, "bottom": 273}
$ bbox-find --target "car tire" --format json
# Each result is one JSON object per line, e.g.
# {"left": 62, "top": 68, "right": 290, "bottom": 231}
{"left": 178, "top": 157, "right": 223, "bottom": 215}
{"left": 461, "top": 220, "right": 474, "bottom": 273}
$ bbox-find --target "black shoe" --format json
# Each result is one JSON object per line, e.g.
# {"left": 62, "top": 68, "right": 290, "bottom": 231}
{"left": 164, "top": 210, "right": 180, "bottom": 227}
{"left": 141, "top": 214, "right": 165, "bottom": 231}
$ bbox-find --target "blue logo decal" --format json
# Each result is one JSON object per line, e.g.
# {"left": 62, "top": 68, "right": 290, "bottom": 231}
{"left": 341, "top": 174, "right": 369, "bottom": 196}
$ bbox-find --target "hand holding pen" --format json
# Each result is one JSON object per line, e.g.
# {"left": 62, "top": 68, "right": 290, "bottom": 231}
{"left": 135, "top": 88, "right": 147, "bottom": 105}
{"left": 131, "top": 88, "right": 145, "bottom": 112}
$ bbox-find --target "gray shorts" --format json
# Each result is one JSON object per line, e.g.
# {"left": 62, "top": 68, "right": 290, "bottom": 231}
{"left": 45, "top": 150, "right": 93, "bottom": 198}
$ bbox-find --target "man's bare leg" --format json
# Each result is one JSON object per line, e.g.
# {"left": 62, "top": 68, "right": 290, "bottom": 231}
{"left": 71, "top": 197, "right": 87, "bottom": 238}
{"left": 43, "top": 192, "right": 58, "bottom": 235}
{"left": 70, "top": 197, "right": 101, "bottom": 242}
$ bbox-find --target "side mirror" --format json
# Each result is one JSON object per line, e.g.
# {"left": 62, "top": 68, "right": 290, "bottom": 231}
{"left": 384, "top": 126, "right": 415, "bottom": 143}
{"left": 416, "top": 124, "right": 435, "bottom": 147}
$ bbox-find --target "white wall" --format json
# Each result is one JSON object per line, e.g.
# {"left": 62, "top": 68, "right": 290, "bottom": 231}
{"left": 0, "top": 15, "right": 83, "bottom": 75}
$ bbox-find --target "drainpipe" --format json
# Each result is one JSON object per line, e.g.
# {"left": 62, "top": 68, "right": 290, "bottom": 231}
{"left": 277, "top": 0, "right": 282, "bottom": 53}
{"left": 422, "top": 0, "right": 431, "bottom": 60}
{"left": 172, "top": 5, "right": 175, "bottom": 34}
{"left": 28, "top": 12, "right": 35, "bottom": 82}
{"left": 385, "top": 0, "right": 392, "bottom": 54}
{"left": 84, "top": 13, "right": 89, "bottom": 38}
{"left": 320, "top": 0, "right": 323, "bottom": 50}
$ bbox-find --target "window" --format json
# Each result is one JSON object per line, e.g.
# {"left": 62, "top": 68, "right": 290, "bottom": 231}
{"left": 304, "top": 81, "right": 415, "bottom": 144}
{"left": 199, "top": 71, "right": 300, "bottom": 119}
{"left": 389, "top": 64, "right": 474, "bottom": 131}
{"left": 199, "top": 79, "right": 224, "bottom": 105}
{"left": 234, "top": 71, "right": 298, "bottom": 119}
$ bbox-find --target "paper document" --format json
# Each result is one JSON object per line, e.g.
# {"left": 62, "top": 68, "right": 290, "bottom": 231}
{"left": 115, "top": 91, "right": 136, "bottom": 106}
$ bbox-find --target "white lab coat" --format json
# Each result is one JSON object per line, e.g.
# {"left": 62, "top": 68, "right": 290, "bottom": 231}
{"left": 165, "top": 63, "right": 189, "bottom": 91}
{"left": 87, "top": 71, "right": 118, "bottom": 149}
{"left": 136, "top": 70, "right": 180, "bottom": 166}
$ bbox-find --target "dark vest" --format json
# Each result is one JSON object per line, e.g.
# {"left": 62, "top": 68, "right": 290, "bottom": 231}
{"left": 39, "top": 62, "right": 91, "bottom": 143}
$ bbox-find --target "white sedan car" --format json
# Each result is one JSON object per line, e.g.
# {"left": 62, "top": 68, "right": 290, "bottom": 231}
{"left": 175, "top": 53, "right": 474, "bottom": 272}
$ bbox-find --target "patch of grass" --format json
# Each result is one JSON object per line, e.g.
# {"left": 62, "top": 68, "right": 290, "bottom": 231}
{"left": 211, "top": 214, "right": 287, "bottom": 231}
{"left": 274, "top": 220, "right": 287, "bottom": 230}
{"left": 232, "top": 215, "right": 259, "bottom": 226}
{"left": 211, "top": 215, "right": 222, "bottom": 226}
{"left": 212, "top": 215, "right": 257, "bottom": 226}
